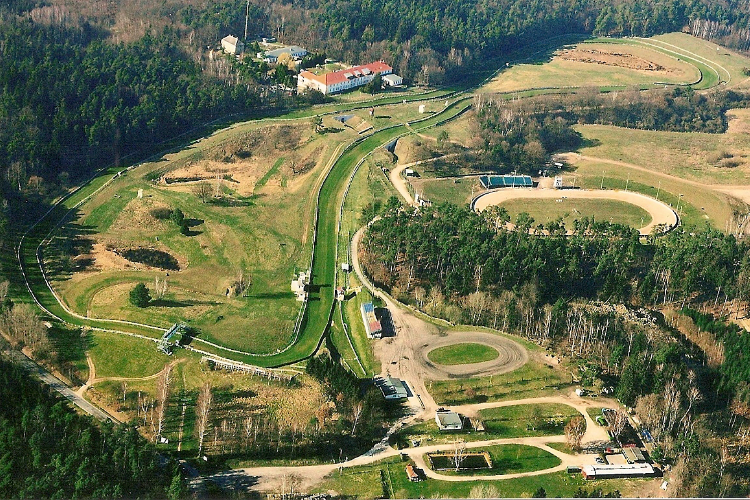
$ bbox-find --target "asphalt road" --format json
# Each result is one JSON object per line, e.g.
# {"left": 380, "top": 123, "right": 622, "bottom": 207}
{"left": 5, "top": 348, "right": 116, "bottom": 422}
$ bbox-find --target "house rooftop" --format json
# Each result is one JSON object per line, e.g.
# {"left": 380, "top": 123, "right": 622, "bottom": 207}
{"left": 299, "top": 61, "right": 392, "bottom": 87}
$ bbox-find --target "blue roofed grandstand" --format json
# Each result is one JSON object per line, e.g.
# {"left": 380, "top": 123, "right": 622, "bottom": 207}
{"left": 360, "top": 301, "right": 383, "bottom": 338}
{"left": 479, "top": 175, "right": 533, "bottom": 189}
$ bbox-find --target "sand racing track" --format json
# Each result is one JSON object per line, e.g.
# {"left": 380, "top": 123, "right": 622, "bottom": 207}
{"left": 472, "top": 188, "right": 678, "bottom": 236}
{"left": 416, "top": 332, "right": 527, "bottom": 380}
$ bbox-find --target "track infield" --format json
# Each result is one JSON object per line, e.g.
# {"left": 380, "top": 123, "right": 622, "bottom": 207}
{"left": 473, "top": 188, "right": 677, "bottom": 235}
{"left": 416, "top": 332, "right": 528, "bottom": 380}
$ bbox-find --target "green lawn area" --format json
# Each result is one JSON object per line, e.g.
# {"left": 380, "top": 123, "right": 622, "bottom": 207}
{"left": 427, "top": 343, "right": 499, "bottom": 365}
{"left": 16, "top": 91, "right": 464, "bottom": 369}
{"left": 479, "top": 403, "right": 583, "bottom": 438}
{"left": 88, "top": 331, "right": 171, "bottom": 379}
{"left": 425, "top": 444, "right": 560, "bottom": 476}
{"left": 650, "top": 32, "right": 750, "bottom": 90}
{"left": 313, "top": 456, "right": 631, "bottom": 499}
{"left": 411, "top": 177, "right": 480, "bottom": 206}
{"left": 393, "top": 403, "right": 581, "bottom": 448}
{"left": 499, "top": 198, "right": 652, "bottom": 229}
{"left": 429, "top": 358, "right": 572, "bottom": 405}
{"left": 566, "top": 155, "right": 727, "bottom": 230}
{"left": 575, "top": 124, "right": 750, "bottom": 185}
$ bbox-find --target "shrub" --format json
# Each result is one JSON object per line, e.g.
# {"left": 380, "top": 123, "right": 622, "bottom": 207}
{"left": 170, "top": 208, "right": 184, "bottom": 225}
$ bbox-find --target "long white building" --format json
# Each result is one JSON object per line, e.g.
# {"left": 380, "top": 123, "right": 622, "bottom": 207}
{"left": 298, "top": 61, "right": 394, "bottom": 95}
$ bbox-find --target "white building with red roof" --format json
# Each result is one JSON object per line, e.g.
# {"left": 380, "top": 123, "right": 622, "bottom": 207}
{"left": 297, "top": 61, "right": 394, "bottom": 95}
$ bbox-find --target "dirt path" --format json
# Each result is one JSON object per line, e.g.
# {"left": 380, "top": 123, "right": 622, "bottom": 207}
{"left": 452, "top": 393, "right": 617, "bottom": 444}
{"left": 89, "top": 358, "right": 185, "bottom": 385}
{"left": 76, "top": 354, "right": 96, "bottom": 397}
{"left": 473, "top": 186, "right": 678, "bottom": 235}
{"left": 390, "top": 154, "right": 463, "bottom": 207}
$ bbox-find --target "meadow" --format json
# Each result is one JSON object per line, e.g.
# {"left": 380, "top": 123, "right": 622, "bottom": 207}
{"left": 498, "top": 198, "right": 652, "bottom": 228}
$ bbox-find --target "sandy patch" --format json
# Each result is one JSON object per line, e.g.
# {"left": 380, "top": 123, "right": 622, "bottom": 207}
{"left": 77, "top": 242, "right": 133, "bottom": 273}
{"left": 110, "top": 196, "right": 172, "bottom": 234}
{"left": 158, "top": 124, "right": 325, "bottom": 197}
{"left": 558, "top": 47, "right": 668, "bottom": 72}
{"left": 727, "top": 108, "right": 750, "bottom": 135}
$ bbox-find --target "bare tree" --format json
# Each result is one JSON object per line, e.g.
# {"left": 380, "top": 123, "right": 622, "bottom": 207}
{"left": 452, "top": 439, "right": 467, "bottom": 472}
{"left": 565, "top": 416, "right": 586, "bottom": 450}
{"left": 414, "top": 286, "right": 427, "bottom": 309}
{"left": 0, "top": 280, "right": 10, "bottom": 306}
{"left": 195, "top": 381, "right": 213, "bottom": 457}
{"left": 351, "top": 401, "right": 364, "bottom": 436}
{"left": 609, "top": 410, "right": 629, "bottom": 442}
{"left": 426, "top": 287, "right": 445, "bottom": 316}
{"left": 467, "top": 291, "right": 489, "bottom": 324}
{"left": 155, "top": 364, "right": 173, "bottom": 443}
{"left": 154, "top": 276, "right": 168, "bottom": 300}
{"left": 243, "top": 416, "right": 254, "bottom": 450}
{"left": 193, "top": 181, "right": 212, "bottom": 203}
{"left": 2, "top": 303, "right": 49, "bottom": 352}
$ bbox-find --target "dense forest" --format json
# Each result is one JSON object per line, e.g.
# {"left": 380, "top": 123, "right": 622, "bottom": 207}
{"left": 0, "top": 355, "right": 181, "bottom": 498}
{"left": 362, "top": 204, "right": 750, "bottom": 311}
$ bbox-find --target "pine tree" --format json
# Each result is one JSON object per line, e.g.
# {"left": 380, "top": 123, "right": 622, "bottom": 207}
{"left": 129, "top": 283, "right": 151, "bottom": 308}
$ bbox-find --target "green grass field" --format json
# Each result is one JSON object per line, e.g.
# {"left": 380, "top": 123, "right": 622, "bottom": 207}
{"left": 427, "top": 343, "right": 500, "bottom": 365}
{"left": 564, "top": 155, "right": 731, "bottom": 229}
{"left": 88, "top": 331, "right": 171, "bottom": 379}
{"left": 575, "top": 124, "right": 750, "bottom": 185}
{"left": 429, "top": 358, "right": 572, "bottom": 406}
{"left": 393, "top": 403, "right": 582, "bottom": 448}
{"left": 412, "top": 177, "right": 480, "bottom": 206}
{"left": 313, "top": 456, "right": 632, "bottom": 499}
{"left": 650, "top": 32, "right": 750, "bottom": 89}
{"left": 479, "top": 403, "right": 583, "bottom": 438}
{"left": 498, "top": 198, "right": 652, "bottom": 228}
{"left": 13, "top": 89, "right": 465, "bottom": 370}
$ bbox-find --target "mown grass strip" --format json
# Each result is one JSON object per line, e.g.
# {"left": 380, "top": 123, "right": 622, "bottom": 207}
{"left": 255, "top": 157, "right": 284, "bottom": 189}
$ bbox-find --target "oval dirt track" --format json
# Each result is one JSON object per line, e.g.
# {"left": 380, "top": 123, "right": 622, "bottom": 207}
{"left": 473, "top": 188, "right": 678, "bottom": 236}
{"left": 416, "top": 332, "right": 528, "bottom": 380}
